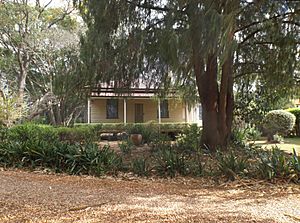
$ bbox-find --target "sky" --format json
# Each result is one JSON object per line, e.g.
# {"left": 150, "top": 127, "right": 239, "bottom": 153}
{"left": 42, "top": 0, "right": 68, "bottom": 7}
{"left": 29, "top": 0, "right": 70, "bottom": 8}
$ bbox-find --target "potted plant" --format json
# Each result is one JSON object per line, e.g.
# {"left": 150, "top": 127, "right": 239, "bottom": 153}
{"left": 129, "top": 125, "right": 143, "bottom": 146}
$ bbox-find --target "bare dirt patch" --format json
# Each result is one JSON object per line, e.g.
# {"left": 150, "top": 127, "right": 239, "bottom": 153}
{"left": 0, "top": 169, "right": 300, "bottom": 223}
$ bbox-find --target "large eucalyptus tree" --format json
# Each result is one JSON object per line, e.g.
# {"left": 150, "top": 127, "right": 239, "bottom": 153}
{"left": 76, "top": 0, "right": 299, "bottom": 151}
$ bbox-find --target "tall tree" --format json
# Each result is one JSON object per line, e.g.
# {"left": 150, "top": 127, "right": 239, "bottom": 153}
{"left": 0, "top": 0, "right": 75, "bottom": 107}
{"left": 76, "top": 0, "right": 299, "bottom": 151}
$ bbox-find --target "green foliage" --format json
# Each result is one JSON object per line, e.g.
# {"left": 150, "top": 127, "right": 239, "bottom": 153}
{"left": 245, "top": 127, "right": 261, "bottom": 142}
{"left": 257, "top": 147, "right": 290, "bottom": 180}
{"left": 263, "top": 110, "right": 296, "bottom": 137}
{"left": 76, "top": 0, "right": 299, "bottom": 150}
{"left": 0, "top": 139, "right": 122, "bottom": 176}
{"left": 288, "top": 149, "right": 300, "bottom": 183}
{"left": 46, "top": 47, "right": 88, "bottom": 126}
{"left": 231, "top": 126, "right": 261, "bottom": 148}
{"left": 150, "top": 133, "right": 173, "bottom": 153}
{"left": 0, "top": 1, "right": 83, "bottom": 125}
{"left": 2, "top": 123, "right": 300, "bottom": 181}
{"left": 0, "top": 93, "right": 23, "bottom": 126}
{"left": 176, "top": 124, "right": 201, "bottom": 152}
{"left": 0, "top": 125, "right": 8, "bottom": 142}
{"left": 56, "top": 125, "right": 101, "bottom": 143}
{"left": 286, "top": 108, "right": 300, "bottom": 120}
{"left": 126, "top": 123, "right": 175, "bottom": 144}
{"left": 154, "top": 146, "right": 187, "bottom": 177}
{"left": 230, "top": 128, "right": 247, "bottom": 147}
{"left": 127, "top": 124, "right": 143, "bottom": 134}
{"left": 8, "top": 124, "right": 59, "bottom": 143}
{"left": 286, "top": 108, "right": 300, "bottom": 136}
{"left": 8, "top": 124, "right": 101, "bottom": 144}
{"left": 153, "top": 142, "right": 204, "bottom": 178}
{"left": 217, "top": 151, "right": 248, "bottom": 180}
{"left": 137, "top": 123, "right": 160, "bottom": 144}
{"left": 119, "top": 139, "right": 133, "bottom": 155}
{"left": 131, "top": 158, "right": 150, "bottom": 177}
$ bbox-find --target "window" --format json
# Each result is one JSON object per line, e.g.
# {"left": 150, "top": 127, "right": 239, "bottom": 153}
{"left": 159, "top": 100, "right": 169, "bottom": 118}
{"left": 198, "top": 105, "right": 202, "bottom": 120}
{"left": 106, "top": 99, "right": 118, "bottom": 119}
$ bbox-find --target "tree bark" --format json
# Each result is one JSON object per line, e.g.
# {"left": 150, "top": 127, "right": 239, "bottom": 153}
{"left": 189, "top": 1, "right": 236, "bottom": 152}
{"left": 198, "top": 54, "right": 220, "bottom": 152}
{"left": 194, "top": 55, "right": 234, "bottom": 152}
{"left": 16, "top": 49, "right": 29, "bottom": 108}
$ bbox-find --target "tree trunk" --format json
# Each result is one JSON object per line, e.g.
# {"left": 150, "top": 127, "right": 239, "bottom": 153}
{"left": 195, "top": 61, "right": 234, "bottom": 152}
{"left": 17, "top": 50, "right": 28, "bottom": 108}
{"left": 49, "top": 106, "right": 57, "bottom": 125}
{"left": 193, "top": 52, "right": 234, "bottom": 152}
{"left": 190, "top": 1, "right": 235, "bottom": 152}
{"left": 198, "top": 54, "right": 220, "bottom": 152}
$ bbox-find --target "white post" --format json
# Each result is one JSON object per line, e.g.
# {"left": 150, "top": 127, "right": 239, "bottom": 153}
{"left": 158, "top": 98, "right": 161, "bottom": 124}
{"left": 123, "top": 98, "right": 127, "bottom": 124}
{"left": 87, "top": 98, "right": 91, "bottom": 124}
{"left": 184, "top": 102, "right": 188, "bottom": 123}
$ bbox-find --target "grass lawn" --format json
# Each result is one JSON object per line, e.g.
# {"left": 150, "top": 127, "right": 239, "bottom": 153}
{"left": 254, "top": 137, "right": 300, "bottom": 154}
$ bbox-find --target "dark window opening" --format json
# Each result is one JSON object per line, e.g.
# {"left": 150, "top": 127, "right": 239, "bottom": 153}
{"left": 106, "top": 99, "right": 118, "bottom": 119}
{"left": 160, "top": 100, "right": 169, "bottom": 118}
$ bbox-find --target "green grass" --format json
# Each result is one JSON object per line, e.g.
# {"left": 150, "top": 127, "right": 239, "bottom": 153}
{"left": 254, "top": 137, "right": 300, "bottom": 154}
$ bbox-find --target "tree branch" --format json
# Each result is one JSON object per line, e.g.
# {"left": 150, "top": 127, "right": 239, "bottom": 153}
{"left": 47, "top": 8, "right": 75, "bottom": 29}
{"left": 235, "top": 10, "right": 300, "bottom": 33}
{"left": 125, "top": 0, "right": 170, "bottom": 12}
{"left": 239, "top": 28, "right": 262, "bottom": 45}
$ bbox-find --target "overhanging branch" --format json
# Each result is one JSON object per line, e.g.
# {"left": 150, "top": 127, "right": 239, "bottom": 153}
{"left": 125, "top": 0, "right": 170, "bottom": 12}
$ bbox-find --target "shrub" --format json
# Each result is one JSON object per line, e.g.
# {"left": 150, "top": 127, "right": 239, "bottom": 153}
{"left": 150, "top": 133, "right": 172, "bottom": 152}
{"left": 176, "top": 124, "right": 201, "bottom": 153}
{"left": 230, "top": 128, "right": 247, "bottom": 147}
{"left": 56, "top": 125, "right": 100, "bottom": 143}
{"left": 154, "top": 146, "right": 187, "bottom": 177}
{"left": 8, "top": 124, "right": 101, "bottom": 144}
{"left": 153, "top": 143, "right": 205, "bottom": 177}
{"left": 286, "top": 108, "right": 300, "bottom": 136}
{"left": 231, "top": 127, "right": 261, "bottom": 148}
{"left": 8, "top": 124, "right": 59, "bottom": 143}
{"left": 0, "top": 139, "right": 122, "bottom": 176}
{"left": 263, "top": 110, "right": 296, "bottom": 140}
{"left": 245, "top": 127, "right": 261, "bottom": 141}
{"left": 119, "top": 139, "right": 134, "bottom": 155}
{"left": 289, "top": 148, "right": 300, "bottom": 183}
{"left": 257, "top": 147, "right": 290, "bottom": 180}
{"left": 126, "top": 123, "right": 159, "bottom": 144}
{"left": 0, "top": 125, "right": 8, "bottom": 142}
{"left": 217, "top": 151, "right": 248, "bottom": 180}
{"left": 132, "top": 157, "right": 150, "bottom": 176}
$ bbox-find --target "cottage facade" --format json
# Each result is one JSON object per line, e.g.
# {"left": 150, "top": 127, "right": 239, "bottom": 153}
{"left": 87, "top": 83, "right": 202, "bottom": 125}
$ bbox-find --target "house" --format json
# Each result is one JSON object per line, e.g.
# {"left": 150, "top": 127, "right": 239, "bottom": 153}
{"left": 293, "top": 99, "right": 300, "bottom": 108}
{"left": 87, "top": 82, "right": 202, "bottom": 125}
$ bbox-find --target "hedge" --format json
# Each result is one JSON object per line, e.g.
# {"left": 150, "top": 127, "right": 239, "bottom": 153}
{"left": 287, "top": 108, "right": 300, "bottom": 136}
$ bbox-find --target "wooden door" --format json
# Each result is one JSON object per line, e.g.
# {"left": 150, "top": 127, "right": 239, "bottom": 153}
{"left": 135, "top": 103, "right": 144, "bottom": 123}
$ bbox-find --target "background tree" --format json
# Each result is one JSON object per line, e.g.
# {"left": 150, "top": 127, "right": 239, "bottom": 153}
{"left": 27, "top": 46, "right": 88, "bottom": 126}
{"left": 0, "top": 0, "right": 75, "bottom": 107}
{"left": 75, "top": 0, "right": 299, "bottom": 151}
{"left": 0, "top": 0, "right": 88, "bottom": 125}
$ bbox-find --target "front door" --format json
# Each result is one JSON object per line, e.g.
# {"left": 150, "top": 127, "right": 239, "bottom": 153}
{"left": 135, "top": 103, "right": 144, "bottom": 123}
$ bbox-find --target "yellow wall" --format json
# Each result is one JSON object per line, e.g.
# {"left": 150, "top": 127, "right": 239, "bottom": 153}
{"left": 90, "top": 98, "right": 186, "bottom": 123}
{"left": 90, "top": 99, "right": 124, "bottom": 123}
